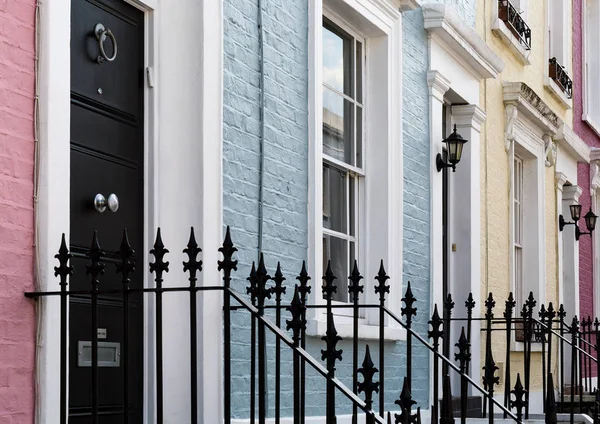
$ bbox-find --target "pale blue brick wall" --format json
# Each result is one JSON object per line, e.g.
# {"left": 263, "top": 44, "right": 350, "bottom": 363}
{"left": 422, "top": 0, "right": 477, "bottom": 27}
{"left": 222, "top": 0, "right": 477, "bottom": 419}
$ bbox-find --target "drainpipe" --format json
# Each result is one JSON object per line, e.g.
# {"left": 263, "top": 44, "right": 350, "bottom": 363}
{"left": 257, "top": 0, "right": 266, "bottom": 256}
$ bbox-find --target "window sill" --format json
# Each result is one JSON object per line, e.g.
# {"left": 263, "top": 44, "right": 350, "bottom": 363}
{"left": 306, "top": 316, "right": 406, "bottom": 341}
{"left": 491, "top": 18, "right": 531, "bottom": 66}
{"left": 545, "top": 77, "right": 572, "bottom": 110}
{"left": 583, "top": 113, "right": 600, "bottom": 138}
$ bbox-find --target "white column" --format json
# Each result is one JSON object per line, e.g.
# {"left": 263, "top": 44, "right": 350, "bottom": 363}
{"left": 450, "top": 104, "right": 486, "bottom": 394}
{"left": 562, "top": 184, "right": 582, "bottom": 321}
{"left": 556, "top": 172, "right": 568, "bottom": 310}
{"left": 427, "top": 70, "right": 451, "bottom": 313}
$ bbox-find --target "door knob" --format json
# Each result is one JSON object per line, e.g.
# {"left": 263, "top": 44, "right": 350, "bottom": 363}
{"left": 94, "top": 193, "right": 119, "bottom": 213}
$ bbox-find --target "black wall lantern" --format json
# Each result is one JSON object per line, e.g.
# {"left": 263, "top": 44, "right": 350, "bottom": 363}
{"left": 559, "top": 204, "right": 597, "bottom": 241}
{"left": 436, "top": 124, "right": 468, "bottom": 172}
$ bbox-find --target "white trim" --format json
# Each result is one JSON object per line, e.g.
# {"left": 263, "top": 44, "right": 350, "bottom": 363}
{"left": 422, "top": 4, "right": 504, "bottom": 79}
{"left": 544, "top": 77, "right": 573, "bottom": 109}
{"left": 308, "top": 0, "right": 404, "bottom": 338}
{"left": 35, "top": 0, "right": 223, "bottom": 422}
{"left": 556, "top": 172, "right": 568, "bottom": 311}
{"left": 554, "top": 124, "right": 591, "bottom": 164}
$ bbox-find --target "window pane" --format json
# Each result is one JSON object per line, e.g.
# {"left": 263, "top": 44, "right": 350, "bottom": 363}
{"left": 323, "top": 89, "right": 354, "bottom": 164}
{"left": 356, "top": 106, "right": 362, "bottom": 168}
{"left": 356, "top": 41, "right": 363, "bottom": 103}
{"left": 349, "top": 176, "right": 356, "bottom": 237}
{"left": 323, "top": 24, "right": 353, "bottom": 97}
{"left": 322, "top": 163, "right": 347, "bottom": 233}
{"left": 323, "top": 235, "right": 348, "bottom": 302}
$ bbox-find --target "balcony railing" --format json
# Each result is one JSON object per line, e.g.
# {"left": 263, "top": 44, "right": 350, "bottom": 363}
{"left": 549, "top": 57, "right": 574, "bottom": 99}
{"left": 498, "top": 0, "right": 532, "bottom": 50}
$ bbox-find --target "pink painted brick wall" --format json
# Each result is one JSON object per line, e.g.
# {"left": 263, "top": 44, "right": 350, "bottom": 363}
{"left": 0, "top": 0, "right": 37, "bottom": 422}
{"left": 573, "top": 0, "right": 600, "bottom": 321}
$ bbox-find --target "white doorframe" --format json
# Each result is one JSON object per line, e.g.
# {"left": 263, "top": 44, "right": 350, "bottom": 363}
{"left": 35, "top": 0, "right": 223, "bottom": 422}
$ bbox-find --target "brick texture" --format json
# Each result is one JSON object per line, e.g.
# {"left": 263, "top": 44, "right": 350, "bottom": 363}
{"left": 0, "top": 0, "right": 36, "bottom": 422}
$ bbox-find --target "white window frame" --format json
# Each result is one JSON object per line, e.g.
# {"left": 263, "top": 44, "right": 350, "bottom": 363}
{"left": 508, "top": 115, "right": 547, "bottom": 351}
{"left": 582, "top": 0, "right": 600, "bottom": 135}
{"left": 322, "top": 17, "right": 366, "bottom": 311}
{"left": 514, "top": 155, "right": 524, "bottom": 308}
{"left": 544, "top": 0, "right": 573, "bottom": 108}
{"left": 308, "top": 0, "right": 404, "bottom": 340}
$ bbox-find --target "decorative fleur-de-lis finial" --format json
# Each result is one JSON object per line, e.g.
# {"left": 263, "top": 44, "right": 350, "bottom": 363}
{"left": 286, "top": 286, "right": 306, "bottom": 345}
{"left": 510, "top": 373, "right": 527, "bottom": 422}
{"left": 357, "top": 345, "right": 380, "bottom": 410}
{"left": 395, "top": 377, "right": 417, "bottom": 424}
{"left": 183, "top": 227, "right": 203, "bottom": 286}
{"left": 401, "top": 282, "right": 417, "bottom": 325}
{"left": 455, "top": 327, "right": 471, "bottom": 372}
{"left": 482, "top": 342, "right": 499, "bottom": 390}
{"left": 218, "top": 226, "right": 238, "bottom": 287}
{"left": 272, "top": 262, "right": 287, "bottom": 303}
{"left": 504, "top": 292, "right": 516, "bottom": 318}
{"left": 321, "top": 311, "right": 343, "bottom": 375}
{"left": 116, "top": 229, "right": 136, "bottom": 286}
{"left": 54, "top": 233, "right": 73, "bottom": 286}
{"left": 255, "top": 254, "right": 272, "bottom": 310}
{"left": 322, "top": 261, "right": 337, "bottom": 301}
{"left": 296, "top": 260, "right": 312, "bottom": 301}
{"left": 439, "top": 375, "right": 455, "bottom": 424}
{"left": 539, "top": 304, "right": 547, "bottom": 322}
{"left": 571, "top": 315, "right": 580, "bottom": 335}
{"left": 374, "top": 260, "right": 390, "bottom": 303}
{"left": 149, "top": 228, "right": 170, "bottom": 285}
{"left": 465, "top": 292, "right": 476, "bottom": 314}
{"left": 86, "top": 231, "right": 105, "bottom": 285}
{"left": 246, "top": 263, "right": 258, "bottom": 304}
{"left": 444, "top": 293, "right": 455, "bottom": 312}
{"left": 546, "top": 302, "right": 556, "bottom": 322}
{"left": 525, "top": 291, "right": 537, "bottom": 317}
{"left": 558, "top": 304, "right": 566, "bottom": 320}
{"left": 348, "top": 260, "right": 364, "bottom": 303}
{"left": 594, "top": 317, "right": 600, "bottom": 332}
{"left": 484, "top": 292, "right": 495, "bottom": 320}
{"left": 428, "top": 305, "right": 443, "bottom": 343}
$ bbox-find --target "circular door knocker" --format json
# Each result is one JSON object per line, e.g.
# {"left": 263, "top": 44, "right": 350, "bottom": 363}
{"left": 94, "top": 23, "right": 117, "bottom": 64}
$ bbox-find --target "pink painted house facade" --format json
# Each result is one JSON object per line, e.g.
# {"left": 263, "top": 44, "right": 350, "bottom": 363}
{"left": 0, "top": 0, "right": 36, "bottom": 422}
{"left": 574, "top": 0, "right": 600, "bottom": 322}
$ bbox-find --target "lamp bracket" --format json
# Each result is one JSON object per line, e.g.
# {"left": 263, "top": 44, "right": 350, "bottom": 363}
{"left": 436, "top": 153, "right": 456, "bottom": 173}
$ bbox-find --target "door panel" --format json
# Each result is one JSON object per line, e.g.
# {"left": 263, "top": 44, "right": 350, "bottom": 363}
{"left": 70, "top": 0, "right": 144, "bottom": 422}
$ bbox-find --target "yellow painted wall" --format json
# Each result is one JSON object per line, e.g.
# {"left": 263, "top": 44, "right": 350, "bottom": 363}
{"left": 476, "top": 0, "right": 571, "bottom": 393}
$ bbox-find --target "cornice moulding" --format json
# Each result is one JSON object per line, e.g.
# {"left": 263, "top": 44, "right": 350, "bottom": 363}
{"left": 422, "top": 4, "right": 504, "bottom": 79}
{"left": 503, "top": 82, "right": 561, "bottom": 136}
{"left": 398, "top": 0, "right": 421, "bottom": 11}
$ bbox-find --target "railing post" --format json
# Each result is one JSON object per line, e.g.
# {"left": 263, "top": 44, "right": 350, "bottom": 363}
{"left": 149, "top": 228, "right": 170, "bottom": 424}
{"left": 523, "top": 292, "right": 536, "bottom": 419}
{"left": 357, "top": 344, "right": 380, "bottom": 424}
{"left": 439, "top": 375, "right": 454, "bottom": 424}
{"left": 322, "top": 262, "right": 341, "bottom": 424}
{"left": 183, "top": 228, "right": 202, "bottom": 424}
{"left": 482, "top": 293, "right": 495, "bottom": 419}
{"left": 296, "top": 262, "right": 311, "bottom": 424}
{"left": 546, "top": 373, "right": 558, "bottom": 424}
{"left": 559, "top": 304, "right": 567, "bottom": 412}
{"left": 402, "top": 283, "right": 417, "bottom": 392}
{"left": 540, "top": 304, "right": 547, "bottom": 413}
{"left": 54, "top": 234, "right": 73, "bottom": 424}
{"left": 246, "top": 263, "right": 257, "bottom": 422}
{"left": 455, "top": 327, "right": 470, "bottom": 424}
{"left": 218, "top": 226, "right": 238, "bottom": 424}
{"left": 117, "top": 230, "right": 136, "bottom": 424}
{"left": 395, "top": 377, "right": 417, "bottom": 424}
{"left": 510, "top": 373, "right": 527, "bottom": 422}
{"left": 87, "top": 232, "right": 106, "bottom": 424}
{"left": 546, "top": 303, "right": 556, "bottom": 417}
{"left": 348, "top": 261, "right": 364, "bottom": 424}
{"left": 428, "top": 305, "right": 443, "bottom": 424}
{"left": 503, "top": 293, "right": 516, "bottom": 418}
{"left": 375, "top": 261, "right": 390, "bottom": 418}
{"left": 272, "top": 263, "right": 287, "bottom": 424}
{"left": 570, "top": 316, "right": 580, "bottom": 424}
{"left": 442, "top": 294, "right": 455, "bottom": 379}
{"left": 595, "top": 318, "right": 600, "bottom": 394}
{"left": 287, "top": 286, "right": 306, "bottom": 424}
{"left": 465, "top": 293, "right": 476, "bottom": 381}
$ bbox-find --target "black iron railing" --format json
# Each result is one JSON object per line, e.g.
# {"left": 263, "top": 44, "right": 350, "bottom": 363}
{"left": 498, "top": 0, "right": 532, "bottom": 50}
{"left": 549, "top": 57, "right": 574, "bottom": 99}
{"left": 25, "top": 227, "right": 600, "bottom": 424}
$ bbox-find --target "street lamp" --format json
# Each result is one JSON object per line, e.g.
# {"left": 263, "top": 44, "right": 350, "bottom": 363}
{"left": 436, "top": 125, "right": 468, "bottom": 172}
{"left": 559, "top": 204, "right": 597, "bottom": 241}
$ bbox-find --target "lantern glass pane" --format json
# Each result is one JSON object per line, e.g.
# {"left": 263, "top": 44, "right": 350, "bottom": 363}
{"left": 586, "top": 210, "right": 597, "bottom": 232}
{"left": 570, "top": 204, "right": 582, "bottom": 221}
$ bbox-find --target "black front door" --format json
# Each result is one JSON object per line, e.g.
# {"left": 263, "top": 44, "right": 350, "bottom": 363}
{"left": 70, "top": 0, "right": 144, "bottom": 422}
